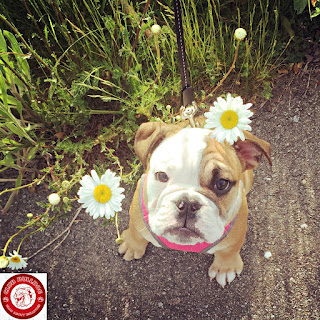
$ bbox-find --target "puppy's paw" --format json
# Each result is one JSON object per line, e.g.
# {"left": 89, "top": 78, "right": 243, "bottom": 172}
{"left": 118, "top": 229, "right": 148, "bottom": 261}
{"left": 208, "top": 252, "right": 243, "bottom": 287}
{"left": 118, "top": 241, "right": 146, "bottom": 261}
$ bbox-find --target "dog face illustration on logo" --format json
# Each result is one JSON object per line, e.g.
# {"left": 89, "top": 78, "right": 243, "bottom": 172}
{"left": 13, "top": 287, "right": 34, "bottom": 308}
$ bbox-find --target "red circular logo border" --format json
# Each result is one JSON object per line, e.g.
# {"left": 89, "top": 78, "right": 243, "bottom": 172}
{"left": 1, "top": 274, "right": 46, "bottom": 319}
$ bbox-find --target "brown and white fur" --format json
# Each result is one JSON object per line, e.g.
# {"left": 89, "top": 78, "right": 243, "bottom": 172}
{"left": 119, "top": 120, "right": 271, "bottom": 287}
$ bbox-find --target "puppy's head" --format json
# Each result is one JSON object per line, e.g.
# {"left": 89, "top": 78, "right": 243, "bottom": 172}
{"left": 135, "top": 122, "right": 271, "bottom": 245}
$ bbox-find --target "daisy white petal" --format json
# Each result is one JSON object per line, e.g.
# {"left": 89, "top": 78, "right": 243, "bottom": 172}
{"left": 241, "top": 124, "right": 252, "bottom": 131}
{"left": 238, "top": 117, "right": 252, "bottom": 125}
{"left": 90, "top": 170, "right": 101, "bottom": 185}
{"left": 214, "top": 97, "right": 227, "bottom": 109}
{"left": 229, "top": 130, "right": 239, "bottom": 145}
{"left": 226, "top": 93, "right": 233, "bottom": 104}
{"left": 7, "top": 251, "right": 28, "bottom": 270}
{"left": 232, "top": 126, "right": 242, "bottom": 137}
{"left": 243, "top": 103, "right": 253, "bottom": 110}
{"left": 213, "top": 128, "right": 226, "bottom": 143}
{"left": 239, "top": 109, "right": 253, "bottom": 118}
{"left": 79, "top": 175, "right": 95, "bottom": 187}
{"left": 238, "top": 130, "right": 246, "bottom": 141}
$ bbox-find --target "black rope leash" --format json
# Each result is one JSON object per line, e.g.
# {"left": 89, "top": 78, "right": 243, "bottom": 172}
{"left": 174, "top": 0, "right": 199, "bottom": 127}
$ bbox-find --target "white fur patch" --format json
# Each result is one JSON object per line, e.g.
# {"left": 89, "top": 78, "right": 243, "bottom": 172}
{"left": 146, "top": 128, "right": 230, "bottom": 245}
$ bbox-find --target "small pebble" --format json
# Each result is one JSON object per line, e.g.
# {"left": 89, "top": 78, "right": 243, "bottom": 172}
{"left": 301, "top": 179, "right": 307, "bottom": 185}
{"left": 292, "top": 115, "right": 300, "bottom": 122}
{"left": 264, "top": 251, "right": 272, "bottom": 259}
{"left": 300, "top": 223, "right": 308, "bottom": 229}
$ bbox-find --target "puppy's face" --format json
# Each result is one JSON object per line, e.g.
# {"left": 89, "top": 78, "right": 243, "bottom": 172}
{"left": 146, "top": 128, "right": 245, "bottom": 245}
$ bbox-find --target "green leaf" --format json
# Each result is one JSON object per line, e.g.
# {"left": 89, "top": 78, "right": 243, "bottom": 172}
{"left": 311, "top": 7, "right": 320, "bottom": 18}
{"left": 15, "top": 101, "right": 23, "bottom": 116}
{"left": 44, "top": 25, "right": 49, "bottom": 42}
{"left": 0, "top": 30, "right": 9, "bottom": 65}
{"left": 0, "top": 105, "right": 11, "bottom": 118}
{"left": 27, "top": 146, "right": 39, "bottom": 160}
{"left": 5, "top": 121, "right": 36, "bottom": 145}
{"left": 0, "top": 110, "right": 9, "bottom": 118}
{"left": 15, "top": 172, "right": 22, "bottom": 188}
{"left": 0, "top": 71, "right": 8, "bottom": 109}
{"left": 294, "top": 0, "right": 308, "bottom": 14}
{"left": 6, "top": 122, "right": 27, "bottom": 138}
{"left": 3, "top": 31, "right": 30, "bottom": 79}
{"left": 1, "top": 138, "right": 24, "bottom": 146}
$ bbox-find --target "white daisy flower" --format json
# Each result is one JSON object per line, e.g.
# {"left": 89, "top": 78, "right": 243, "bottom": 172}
{"left": 204, "top": 93, "right": 253, "bottom": 145}
{"left": 77, "top": 169, "right": 125, "bottom": 219}
{"left": 7, "top": 250, "right": 28, "bottom": 270}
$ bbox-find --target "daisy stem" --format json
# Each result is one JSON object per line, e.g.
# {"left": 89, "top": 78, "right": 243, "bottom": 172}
{"left": 2, "top": 205, "right": 50, "bottom": 256}
{"left": 0, "top": 175, "right": 46, "bottom": 197}
{"left": 155, "top": 35, "right": 162, "bottom": 86}
{"left": 27, "top": 205, "right": 82, "bottom": 260}
{"left": 16, "top": 228, "right": 42, "bottom": 255}
{"left": 2, "top": 217, "right": 41, "bottom": 256}
{"left": 115, "top": 212, "right": 121, "bottom": 239}
{"left": 200, "top": 39, "right": 241, "bottom": 104}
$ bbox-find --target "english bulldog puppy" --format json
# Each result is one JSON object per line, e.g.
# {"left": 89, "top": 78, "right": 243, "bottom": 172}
{"left": 119, "top": 121, "right": 271, "bottom": 287}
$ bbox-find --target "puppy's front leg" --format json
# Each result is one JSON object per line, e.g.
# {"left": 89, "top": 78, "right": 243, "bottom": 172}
{"left": 209, "top": 198, "right": 248, "bottom": 287}
{"left": 118, "top": 181, "right": 149, "bottom": 261}
{"left": 118, "top": 221, "right": 149, "bottom": 261}
{"left": 208, "top": 249, "right": 244, "bottom": 287}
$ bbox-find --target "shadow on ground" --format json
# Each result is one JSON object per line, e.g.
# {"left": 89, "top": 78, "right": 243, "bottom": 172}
{"left": 1, "top": 64, "right": 319, "bottom": 319}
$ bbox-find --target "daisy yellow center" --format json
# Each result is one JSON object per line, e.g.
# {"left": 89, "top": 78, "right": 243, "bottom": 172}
{"left": 220, "top": 110, "right": 239, "bottom": 129}
{"left": 11, "top": 256, "right": 21, "bottom": 263}
{"left": 94, "top": 185, "right": 112, "bottom": 203}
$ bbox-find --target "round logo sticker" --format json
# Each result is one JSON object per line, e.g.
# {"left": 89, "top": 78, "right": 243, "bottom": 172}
{"left": 1, "top": 274, "right": 46, "bottom": 319}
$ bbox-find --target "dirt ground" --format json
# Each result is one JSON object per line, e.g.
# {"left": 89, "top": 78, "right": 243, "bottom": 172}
{"left": 1, "top": 59, "right": 320, "bottom": 319}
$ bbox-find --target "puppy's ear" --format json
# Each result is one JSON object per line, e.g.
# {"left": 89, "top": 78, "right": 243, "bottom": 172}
{"left": 234, "top": 131, "right": 272, "bottom": 171}
{"left": 134, "top": 122, "right": 179, "bottom": 169}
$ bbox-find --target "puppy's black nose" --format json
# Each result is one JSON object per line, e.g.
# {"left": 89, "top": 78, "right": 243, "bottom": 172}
{"left": 176, "top": 199, "right": 201, "bottom": 218}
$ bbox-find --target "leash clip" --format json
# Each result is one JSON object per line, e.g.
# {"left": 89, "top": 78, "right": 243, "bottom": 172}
{"left": 180, "top": 101, "right": 199, "bottom": 128}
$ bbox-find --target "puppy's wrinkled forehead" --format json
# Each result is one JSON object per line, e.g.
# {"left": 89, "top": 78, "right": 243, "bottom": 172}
{"left": 149, "top": 128, "right": 212, "bottom": 185}
{"left": 199, "top": 137, "right": 242, "bottom": 186}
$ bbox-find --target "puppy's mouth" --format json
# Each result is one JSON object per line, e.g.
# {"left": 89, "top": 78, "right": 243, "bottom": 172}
{"left": 165, "top": 226, "right": 204, "bottom": 241}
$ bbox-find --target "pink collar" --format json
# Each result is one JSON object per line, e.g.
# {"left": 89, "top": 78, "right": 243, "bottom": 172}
{"left": 139, "top": 174, "right": 237, "bottom": 253}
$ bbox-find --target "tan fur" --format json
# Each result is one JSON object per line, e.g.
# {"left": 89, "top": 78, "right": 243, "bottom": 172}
{"left": 119, "top": 121, "right": 271, "bottom": 286}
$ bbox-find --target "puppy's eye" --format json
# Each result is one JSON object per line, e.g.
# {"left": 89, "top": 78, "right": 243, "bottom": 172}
{"left": 155, "top": 172, "right": 169, "bottom": 183}
{"left": 215, "top": 179, "right": 231, "bottom": 192}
